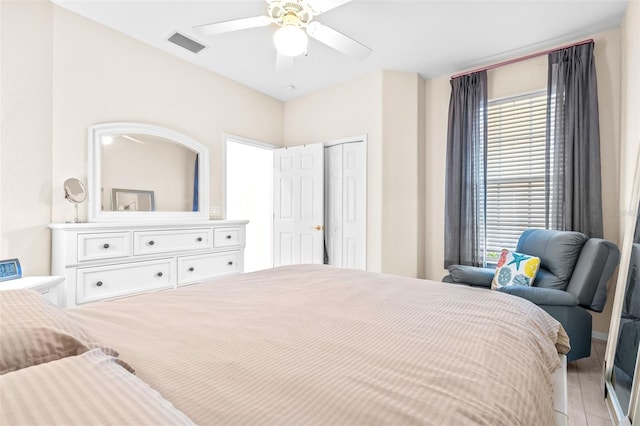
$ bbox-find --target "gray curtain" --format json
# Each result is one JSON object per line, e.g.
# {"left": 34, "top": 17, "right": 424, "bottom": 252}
{"left": 444, "top": 71, "right": 488, "bottom": 268}
{"left": 546, "top": 42, "right": 603, "bottom": 238}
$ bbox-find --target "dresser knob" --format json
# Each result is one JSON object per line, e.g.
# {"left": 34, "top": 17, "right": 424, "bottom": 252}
{"left": 197, "top": 237, "right": 203, "bottom": 242}
{"left": 156, "top": 272, "right": 163, "bottom": 277}
{"left": 227, "top": 261, "right": 233, "bottom": 266}
{"left": 226, "top": 235, "right": 232, "bottom": 240}
{"left": 188, "top": 267, "right": 194, "bottom": 272}
{"left": 148, "top": 240, "right": 155, "bottom": 246}
{"left": 96, "top": 281, "right": 103, "bottom": 287}
{"left": 103, "top": 243, "right": 110, "bottom": 249}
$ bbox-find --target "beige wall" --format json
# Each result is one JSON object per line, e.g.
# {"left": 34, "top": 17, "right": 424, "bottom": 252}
{"left": 0, "top": 2, "right": 283, "bottom": 274}
{"left": 423, "top": 29, "right": 622, "bottom": 334}
{"left": 284, "top": 71, "right": 384, "bottom": 272}
{"left": 424, "top": 74, "right": 450, "bottom": 282}
{"left": 380, "top": 71, "right": 424, "bottom": 277}
{"left": 620, "top": 0, "right": 640, "bottom": 217}
{"left": 51, "top": 6, "right": 283, "bottom": 225}
{"left": 0, "top": 1, "right": 53, "bottom": 276}
{"left": 606, "top": 0, "right": 640, "bottom": 344}
{"left": 284, "top": 71, "right": 425, "bottom": 276}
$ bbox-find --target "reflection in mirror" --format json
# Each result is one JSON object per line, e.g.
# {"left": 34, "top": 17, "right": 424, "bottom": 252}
{"left": 612, "top": 201, "right": 640, "bottom": 414}
{"left": 101, "top": 133, "right": 197, "bottom": 212}
{"left": 88, "top": 122, "right": 209, "bottom": 222}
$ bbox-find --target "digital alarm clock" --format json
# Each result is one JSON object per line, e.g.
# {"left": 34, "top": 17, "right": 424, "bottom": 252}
{"left": 0, "top": 258, "right": 22, "bottom": 282}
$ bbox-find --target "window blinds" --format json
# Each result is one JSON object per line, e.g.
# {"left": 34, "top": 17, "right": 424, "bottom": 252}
{"left": 484, "top": 91, "right": 548, "bottom": 261}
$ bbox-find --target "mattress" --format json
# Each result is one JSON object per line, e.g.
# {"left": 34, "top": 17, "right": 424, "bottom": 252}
{"left": 66, "top": 265, "right": 569, "bottom": 425}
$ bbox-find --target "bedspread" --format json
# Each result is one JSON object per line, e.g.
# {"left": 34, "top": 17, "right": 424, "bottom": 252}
{"left": 67, "top": 265, "right": 569, "bottom": 425}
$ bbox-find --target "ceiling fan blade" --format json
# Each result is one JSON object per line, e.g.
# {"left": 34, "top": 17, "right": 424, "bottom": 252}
{"left": 307, "top": 0, "right": 353, "bottom": 14}
{"left": 193, "top": 16, "right": 272, "bottom": 37}
{"left": 306, "top": 21, "right": 371, "bottom": 60}
{"left": 275, "top": 52, "right": 294, "bottom": 73}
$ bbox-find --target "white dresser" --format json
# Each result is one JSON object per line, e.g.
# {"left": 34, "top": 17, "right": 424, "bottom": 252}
{"left": 49, "top": 221, "right": 247, "bottom": 307}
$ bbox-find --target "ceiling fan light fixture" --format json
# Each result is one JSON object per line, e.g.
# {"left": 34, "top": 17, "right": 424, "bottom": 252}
{"left": 274, "top": 24, "right": 308, "bottom": 57}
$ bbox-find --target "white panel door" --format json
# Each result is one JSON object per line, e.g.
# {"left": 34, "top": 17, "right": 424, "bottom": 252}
{"left": 273, "top": 144, "right": 324, "bottom": 266}
{"left": 325, "top": 145, "right": 344, "bottom": 267}
{"left": 324, "top": 141, "right": 367, "bottom": 270}
{"left": 341, "top": 142, "right": 366, "bottom": 270}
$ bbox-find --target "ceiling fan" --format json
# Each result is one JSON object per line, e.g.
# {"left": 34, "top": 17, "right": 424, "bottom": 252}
{"left": 193, "top": 0, "right": 372, "bottom": 61}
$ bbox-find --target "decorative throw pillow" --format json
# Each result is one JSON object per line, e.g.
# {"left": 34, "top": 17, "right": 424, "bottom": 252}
{"left": 491, "top": 250, "right": 541, "bottom": 290}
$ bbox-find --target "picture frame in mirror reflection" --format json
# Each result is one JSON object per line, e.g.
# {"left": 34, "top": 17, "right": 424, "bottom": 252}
{"left": 111, "top": 188, "right": 155, "bottom": 212}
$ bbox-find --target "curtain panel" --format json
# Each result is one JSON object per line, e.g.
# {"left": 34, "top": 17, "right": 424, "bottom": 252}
{"left": 546, "top": 41, "right": 603, "bottom": 238}
{"left": 444, "top": 71, "right": 488, "bottom": 268}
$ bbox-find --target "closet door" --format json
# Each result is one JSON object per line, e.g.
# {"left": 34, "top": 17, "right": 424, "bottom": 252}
{"left": 325, "top": 145, "right": 344, "bottom": 267}
{"left": 324, "top": 141, "right": 367, "bottom": 270}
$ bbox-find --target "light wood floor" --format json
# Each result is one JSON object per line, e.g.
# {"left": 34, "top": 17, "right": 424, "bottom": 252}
{"left": 568, "top": 339, "right": 612, "bottom": 425}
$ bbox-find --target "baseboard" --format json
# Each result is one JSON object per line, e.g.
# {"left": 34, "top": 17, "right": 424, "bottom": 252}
{"left": 592, "top": 331, "right": 609, "bottom": 341}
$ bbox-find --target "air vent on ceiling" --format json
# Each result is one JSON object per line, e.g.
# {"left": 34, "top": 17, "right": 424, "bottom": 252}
{"left": 168, "top": 32, "right": 206, "bottom": 54}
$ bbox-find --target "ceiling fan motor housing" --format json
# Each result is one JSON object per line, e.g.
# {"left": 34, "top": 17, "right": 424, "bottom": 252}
{"left": 268, "top": 0, "right": 315, "bottom": 27}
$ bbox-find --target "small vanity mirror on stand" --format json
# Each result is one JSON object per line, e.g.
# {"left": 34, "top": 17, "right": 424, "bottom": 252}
{"left": 64, "top": 178, "right": 87, "bottom": 223}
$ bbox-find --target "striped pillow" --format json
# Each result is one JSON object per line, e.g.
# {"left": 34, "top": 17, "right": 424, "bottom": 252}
{"left": 0, "top": 289, "right": 126, "bottom": 374}
{"left": 0, "top": 349, "right": 194, "bottom": 425}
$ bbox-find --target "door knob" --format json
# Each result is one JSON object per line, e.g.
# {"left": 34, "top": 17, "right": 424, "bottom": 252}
{"left": 311, "top": 225, "right": 324, "bottom": 231}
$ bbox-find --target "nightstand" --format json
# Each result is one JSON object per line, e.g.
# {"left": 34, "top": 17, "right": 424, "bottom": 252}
{"left": 0, "top": 276, "right": 65, "bottom": 307}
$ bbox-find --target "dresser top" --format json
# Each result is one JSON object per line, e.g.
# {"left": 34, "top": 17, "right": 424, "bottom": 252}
{"left": 49, "top": 220, "right": 249, "bottom": 231}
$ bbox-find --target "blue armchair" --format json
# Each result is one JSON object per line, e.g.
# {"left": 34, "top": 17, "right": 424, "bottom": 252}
{"left": 443, "top": 229, "right": 620, "bottom": 361}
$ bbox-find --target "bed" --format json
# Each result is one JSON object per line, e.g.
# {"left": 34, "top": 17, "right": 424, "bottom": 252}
{"left": 0, "top": 265, "right": 569, "bottom": 425}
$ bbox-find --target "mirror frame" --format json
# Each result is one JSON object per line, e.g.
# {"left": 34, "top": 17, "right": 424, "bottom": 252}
{"left": 88, "top": 122, "right": 210, "bottom": 222}
{"left": 604, "top": 148, "right": 640, "bottom": 425}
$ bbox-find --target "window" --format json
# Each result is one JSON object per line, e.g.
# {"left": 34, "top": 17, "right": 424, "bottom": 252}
{"left": 482, "top": 91, "right": 548, "bottom": 264}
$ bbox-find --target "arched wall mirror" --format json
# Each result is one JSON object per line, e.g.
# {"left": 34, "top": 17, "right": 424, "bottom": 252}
{"left": 605, "top": 151, "right": 640, "bottom": 425}
{"left": 88, "top": 122, "right": 210, "bottom": 222}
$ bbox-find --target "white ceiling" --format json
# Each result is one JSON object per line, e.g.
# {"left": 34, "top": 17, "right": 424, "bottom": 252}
{"left": 52, "top": 0, "right": 628, "bottom": 101}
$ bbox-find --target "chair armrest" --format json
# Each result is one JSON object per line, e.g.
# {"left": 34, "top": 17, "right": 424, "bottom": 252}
{"left": 446, "top": 265, "right": 495, "bottom": 288}
{"left": 498, "top": 286, "right": 579, "bottom": 306}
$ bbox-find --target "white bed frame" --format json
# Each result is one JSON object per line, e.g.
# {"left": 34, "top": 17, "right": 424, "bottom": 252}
{"left": 553, "top": 354, "right": 569, "bottom": 426}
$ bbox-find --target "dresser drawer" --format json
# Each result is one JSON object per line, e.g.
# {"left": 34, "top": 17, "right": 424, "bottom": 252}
{"left": 76, "top": 259, "right": 174, "bottom": 305}
{"left": 77, "top": 232, "right": 131, "bottom": 262}
{"left": 177, "top": 251, "right": 240, "bottom": 286}
{"left": 133, "top": 228, "right": 213, "bottom": 256}
{"left": 214, "top": 227, "right": 242, "bottom": 248}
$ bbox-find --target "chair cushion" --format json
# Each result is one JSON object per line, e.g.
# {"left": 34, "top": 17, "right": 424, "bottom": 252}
{"left": 498, "top": 286, "right": 579, "bottom": 306}
{"left": 531, "top": 269, "right": 567, "bottom": 290}
{"left": 491, "top": 250, "right": 541, "bottom": 290}
{"left": 447, "top": 264, "right": 494, "bottom": 287}
{"left": 517, "top": 229, "right": 589, "bottom": 290}
{"left": 566, "top": 238, "right": 620, "bottom": 310}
